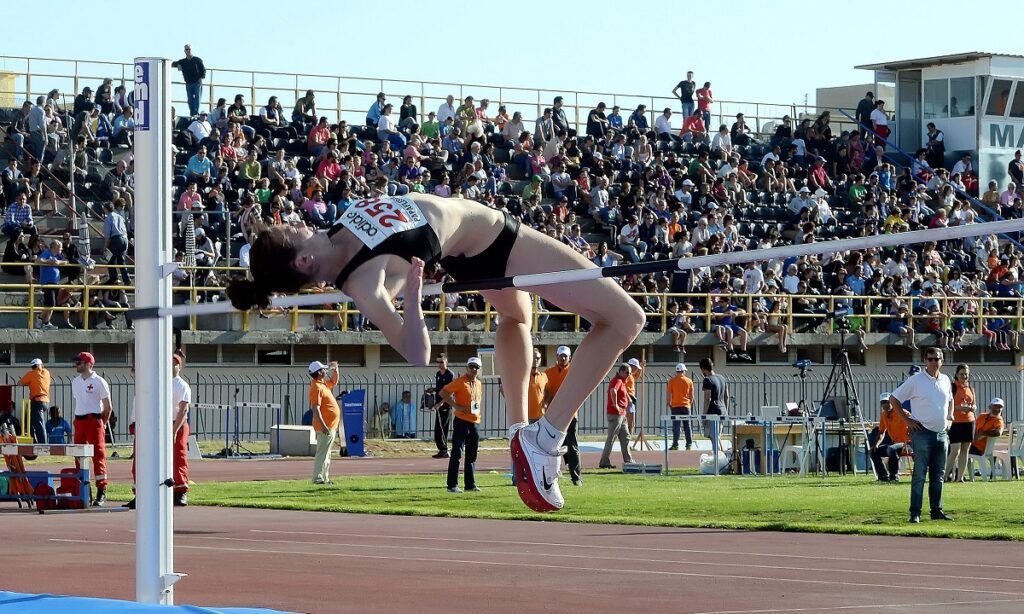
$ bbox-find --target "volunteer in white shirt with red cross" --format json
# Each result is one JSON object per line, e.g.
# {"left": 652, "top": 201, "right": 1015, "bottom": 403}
{"left": 71, "top": 351, "right": 113, "bottom": 507}
{"left": 171, "top": 353, "right": 193, "bottom": 506}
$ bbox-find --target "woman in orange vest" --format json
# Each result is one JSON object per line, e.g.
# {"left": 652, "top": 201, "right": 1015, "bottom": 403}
{"left": 944, "top": 363, "right": 976, "bottom": 482}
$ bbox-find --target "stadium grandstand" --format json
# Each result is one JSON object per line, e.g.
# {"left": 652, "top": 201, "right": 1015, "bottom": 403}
{"left": 2, "top": 54, "right": 1024, "bottom": 440}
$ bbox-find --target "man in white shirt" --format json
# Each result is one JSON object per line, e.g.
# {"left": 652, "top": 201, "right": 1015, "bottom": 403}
{"left": 742, "top": 261, "right": 764, "bottom": 294}
{"left": 889, "top": 347, "right": 955, "bottom": 524}
{"left": 170, "top": 353, "right": 193, "bottom": 506}
{"left": 187, "top": 111, "right": 212, "bottom": 145}
{"left": 951, "top": 153, "right": 973, "bottom": 177}
{"left": 788, "top": 187, "right": 814, "bottom": 216}
{"left": 436, "top": 95, "right": 457, "bottom": 124}
{"left": 71, "top": 352, "right": 113, "bottom": 506}
{"left": 761, "top": 145, "right": 781, "bottom": 168}
{"left": 782, "top": 264, "right": 801, "bottom": 294}
{"left": 654, "top": 108, "right": 676, "bottom": 142}
{"left": 812, "top": 188, "right": 836, "bottom": 225}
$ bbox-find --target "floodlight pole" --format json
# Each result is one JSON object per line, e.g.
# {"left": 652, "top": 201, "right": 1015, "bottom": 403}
{"left": 133, "top": 57, "right": 178, "bottom": 605}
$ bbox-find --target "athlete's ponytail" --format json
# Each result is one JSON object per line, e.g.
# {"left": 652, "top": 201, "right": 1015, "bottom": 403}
{"left": 225, "top": 225, "right": 314, "bottom": 311}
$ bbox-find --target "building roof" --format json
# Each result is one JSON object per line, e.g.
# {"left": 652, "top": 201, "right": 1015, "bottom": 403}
{"left": 856, "top": 52, "right": 1024, "bottom": 72}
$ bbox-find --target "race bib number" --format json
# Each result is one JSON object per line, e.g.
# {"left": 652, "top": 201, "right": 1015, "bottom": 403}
{"left": 338, "top": 196, "right": 428, "bottom": 249}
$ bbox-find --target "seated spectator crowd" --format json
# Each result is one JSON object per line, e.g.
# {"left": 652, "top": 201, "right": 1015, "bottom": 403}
{"left": 5, "top": 80, "right": 1024, "bottom": 348}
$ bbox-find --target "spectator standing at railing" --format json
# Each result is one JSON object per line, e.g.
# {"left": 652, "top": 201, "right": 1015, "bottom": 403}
{"left": 672, "top": 71, "right": 696, "bottom": 118}
{"left": 870, "top": 100, "right": 890, "bottom": 149}
{"left": 18, "top": 358, "right": 51, "bottom": 443}
{"left": 5, "top": 101, "right": 31, "bottom": 161}
{"left": 172, "top": 44, "right": 207, "bottom": 118}
{"left": 36, "top": 239, "right": 66, "bottom": 331}
{"left": 924, "top": 122, "right": 945, "bottom": 169}
{"left": 551, "top": 96, "right": 575, "bottom": 138}
{"left": 856, "top": 91, "right": 875, "bottom": 133}
{"left": 695, "top": 81, "right": 713, "bottom": 132}
{"left": 102, "top": 199, "right": 131, "bottom": 286}
{"left": 72, "top": 86, "right": 93, "bottom": 116}
{"left": 28, "top": 96, "right": 48, "bottom": 162}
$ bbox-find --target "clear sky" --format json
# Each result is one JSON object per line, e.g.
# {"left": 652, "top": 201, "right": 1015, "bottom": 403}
{"left": 1, "top": 0, "right": 1016, "bottom": 111}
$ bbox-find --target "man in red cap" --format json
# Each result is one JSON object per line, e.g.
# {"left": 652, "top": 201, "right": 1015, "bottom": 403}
{"left": 71, "top": 352, "right": 113, "bottom": 506}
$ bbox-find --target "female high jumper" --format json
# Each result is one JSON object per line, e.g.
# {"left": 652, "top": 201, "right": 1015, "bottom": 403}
{"left": 226, "top": 194, "right": 644, "bottom": 512}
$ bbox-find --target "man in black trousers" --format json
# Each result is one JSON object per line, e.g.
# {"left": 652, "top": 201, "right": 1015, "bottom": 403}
{"left": 427, "top": 353, "right": 454, "bottom": 458}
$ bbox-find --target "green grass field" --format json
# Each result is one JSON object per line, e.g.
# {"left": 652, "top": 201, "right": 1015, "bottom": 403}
{"left": 108, "top": 471, "right": 1024, "bottom": 540}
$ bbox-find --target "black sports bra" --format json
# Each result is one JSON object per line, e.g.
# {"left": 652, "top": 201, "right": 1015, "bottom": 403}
{"left": 328, "top": 197, "right": 443, "bottom": 289}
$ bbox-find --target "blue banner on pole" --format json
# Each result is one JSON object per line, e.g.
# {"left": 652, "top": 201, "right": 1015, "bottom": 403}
{"left": 341, "top": 389, "right": 366, "bottom": 457}
{"left": 134, "top": 62, "right": 151, "bottom": 131}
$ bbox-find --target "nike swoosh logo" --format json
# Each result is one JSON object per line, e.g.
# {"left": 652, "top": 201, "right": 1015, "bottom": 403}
{"left": 542, "top": 467, "right": 554, "bottom": 491}
{"left": 543, "top": 425, "right": 560, "bottom": 440}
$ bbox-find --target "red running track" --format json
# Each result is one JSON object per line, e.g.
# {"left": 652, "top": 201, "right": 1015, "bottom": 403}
{"left": 4, "top": 506, "right": 1024, "bottom": 614}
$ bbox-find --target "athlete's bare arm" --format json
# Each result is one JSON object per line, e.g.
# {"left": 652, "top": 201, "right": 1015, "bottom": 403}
{"left": 345, "top": 257, "right": 430, "bottom": 366}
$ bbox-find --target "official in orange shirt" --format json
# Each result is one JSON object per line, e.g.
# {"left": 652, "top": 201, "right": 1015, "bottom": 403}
{"left": 527, "top": 349, "right": 548, "bottom": 424}
{"left": 970, "top": 397, "right": 1005, "bottom": 457}
{"left": 667, "top": 363, "right": 694, "bottom": 450}
{"left": 309, "top": 360, "right": 340, "bottom": 485}
{"left": 439, "top": 357, "right": 483, "bottom": 493}
{"left": 544, "top": 346, "right": 580, "bottom": 485}
{"left": 624, "top": 357, "right": 644, "bottom": 435}
{"left": 870, "top": 392, "right": 910, "bottom": 482}
{"left": 19, "top": 358, "right": 51, "bottom": 443}
{"left": 944, "top": 363, "right": 976, "bottom": 483}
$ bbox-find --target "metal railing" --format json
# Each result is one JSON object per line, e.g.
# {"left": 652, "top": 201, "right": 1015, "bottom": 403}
{"left": 0, "top": 54, "right": 859, "bottom": 142}
{"left": 6, "top": 369, "right": 1019, "bottom": 443}
{"left": 1, "top": 264, "right": 1022, "bottom": 335}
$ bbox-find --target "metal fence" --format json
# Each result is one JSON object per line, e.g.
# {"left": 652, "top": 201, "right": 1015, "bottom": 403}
{"left": 8, "top": 369, "right": 1019, "bottom": 443}
{"left": 0, "top": 54, "right": 859, "bottom": 144}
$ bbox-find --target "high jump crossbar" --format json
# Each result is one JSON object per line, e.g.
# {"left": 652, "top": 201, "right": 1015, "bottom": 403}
{"left": 129, "top": 216, "right": 1024, "bottom": 320}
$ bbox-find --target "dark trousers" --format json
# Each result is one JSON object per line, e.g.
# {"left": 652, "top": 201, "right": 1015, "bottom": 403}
{"left": 563, "top": 417, "right": 581, "bottom": 482}
{"left": 107, "top": 234, "right": 131, "bottom": 285}
{"left": 434, "top": 407, "right": 451, "bottom": 453}
{"left": 868, "top": 430, "right": 905, "bottom": 480}
{"left": 671, "top": 407, "right": 692, "bottom": 447}
{"left": 30, "top": 399, "right": 48, "bottom": 444}
{"left": 447, "top": 416, "right": 478, "bottom": 489}
{"left": 910, "top": 429, "right": 948, "bottom": 516}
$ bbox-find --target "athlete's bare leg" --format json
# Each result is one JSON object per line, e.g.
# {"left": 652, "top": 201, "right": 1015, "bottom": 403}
{"left": 505, "top": 228, "right": 645, "bottom": 432}
{"left": 480, "top": 288, "right": 533, "bottom": 429}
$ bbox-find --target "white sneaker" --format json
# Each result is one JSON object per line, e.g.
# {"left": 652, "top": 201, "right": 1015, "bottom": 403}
{"left": 510, "top": 421, "right": 565, "bottom": 512}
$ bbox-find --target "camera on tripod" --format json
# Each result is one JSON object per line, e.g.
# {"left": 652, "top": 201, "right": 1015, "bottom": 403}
{"left": 792, "top": 359, "right": 813, "bottom": 374}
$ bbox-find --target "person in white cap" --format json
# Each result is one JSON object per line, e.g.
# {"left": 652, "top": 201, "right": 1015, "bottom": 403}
{"left": 309, "top": 360, "right": 340, "bottom": 485}
{"left": 788, "top": 187, "right": 814, "bottom": 216}
{"left": 544, "top": 346, "right": 580, "bottom": 485}
{"left": 18, "top": 358, "right": 51, "bottom": 443}
{"left": 666, "top": 363, "right": 694, "bottom": 450}
{"left": 438, "top": 357, "right": 483, "bottom": 493}
{"left": 870, "top": 391, "right": 910, "bottom": 482}
{"left": 970, "top": 398, "right": 1005, "bottom": 461}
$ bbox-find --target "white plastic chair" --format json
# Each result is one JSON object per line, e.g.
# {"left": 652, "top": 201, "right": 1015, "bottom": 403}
{"left": 779, "top": 446, "right": 806, "bottom": 473}
{"left": 1005, "top": 422, "right": 1024, "bottom": 479}
{"left": 968, "top": 436, "right": 1009, "bottom": 481}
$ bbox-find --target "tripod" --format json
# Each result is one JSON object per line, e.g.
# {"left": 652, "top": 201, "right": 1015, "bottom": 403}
{"left": 818, "top": 328, "right": 877, "bottom": 479}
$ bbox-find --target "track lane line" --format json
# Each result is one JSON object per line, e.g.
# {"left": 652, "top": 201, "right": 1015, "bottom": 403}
{"left": 47, "top": 539, "right": 1024, "bottom": 598}
{"left": 248, "top": 529, "right": 1024, "bottom": 571}
{"left": 190, "top": 535, "right": 1024, "bottom": 586}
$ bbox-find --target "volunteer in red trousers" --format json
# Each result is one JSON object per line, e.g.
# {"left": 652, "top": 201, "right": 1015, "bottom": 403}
{"left": 71, "top": 352, "right": 113, "bottom": 506}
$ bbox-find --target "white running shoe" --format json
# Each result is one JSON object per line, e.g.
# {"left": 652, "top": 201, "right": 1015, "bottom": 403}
{"left": 510, "top": 421, "right": 565, "bottom": 512}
